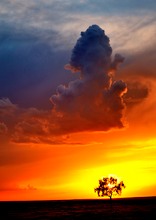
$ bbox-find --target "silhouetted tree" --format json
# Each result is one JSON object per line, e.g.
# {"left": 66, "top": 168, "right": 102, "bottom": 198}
{"left": 94, "top": 176, "right": 125, "bottom": 200}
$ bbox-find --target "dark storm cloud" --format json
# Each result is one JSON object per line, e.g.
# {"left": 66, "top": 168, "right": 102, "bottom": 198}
{"left": 125, "top": 82, "right": 149, "bottom": 106}
{"left": 0, "top": 99, "right": 70, "bottom": 144}
{"left": 51, "top": 25, "right": 127, "bottom": 132}
{"left": 116, "top": 45, "right": 156, "bottom": 107}
{"left": 0, "top": 25, "right": 128, "bottom": 144}
{"left": 0, "top": 18, "right": 155, "bottom": 144}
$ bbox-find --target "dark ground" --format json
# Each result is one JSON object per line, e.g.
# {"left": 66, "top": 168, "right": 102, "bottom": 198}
{"left": 0, "top": 197, "right": 156, "bottom": 220}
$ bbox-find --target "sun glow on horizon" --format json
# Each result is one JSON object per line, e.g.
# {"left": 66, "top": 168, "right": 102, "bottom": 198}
{"left": 0, "top": 4, "right": 156, "bottom": 201}
{"left": 1, "top": 134, "right": 156, "bottom": 201}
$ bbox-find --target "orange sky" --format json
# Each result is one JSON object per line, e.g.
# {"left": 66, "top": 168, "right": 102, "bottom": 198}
{"left": 0, "top": 4, "right": 156, "bottom": 201}
{"left": 1, "top": 67, "right": 156, "bottom": 201}
{"left": 1, "top": 64, "right": 156, "bottom": 201}
{"left": 1, "top": 102, "right": 156, "bottom": 201}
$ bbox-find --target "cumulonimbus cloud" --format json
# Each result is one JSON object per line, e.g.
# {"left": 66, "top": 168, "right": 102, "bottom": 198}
{"left": 1, "top": 25, "right": 128, "bottom": 144}
{"left": 51, "top": 25, "right": 127, "bottom": 132}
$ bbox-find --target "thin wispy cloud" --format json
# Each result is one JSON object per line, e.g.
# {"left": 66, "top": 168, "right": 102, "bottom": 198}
{"left": 0, "top": 0, "right": 155, "bottom": 51}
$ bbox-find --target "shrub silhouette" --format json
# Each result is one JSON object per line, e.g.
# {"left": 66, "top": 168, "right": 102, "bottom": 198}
{"left": 94, "top": 176, "right": 125, "bottom": 200}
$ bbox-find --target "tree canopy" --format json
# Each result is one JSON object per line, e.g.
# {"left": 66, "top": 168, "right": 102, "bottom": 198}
{"left": 94, "top": 176, "right": 125, "bottom": 200}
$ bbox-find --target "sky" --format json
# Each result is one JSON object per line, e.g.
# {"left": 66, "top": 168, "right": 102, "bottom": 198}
{"left": 0, "top": 0, "right": 156, "bottom": 201}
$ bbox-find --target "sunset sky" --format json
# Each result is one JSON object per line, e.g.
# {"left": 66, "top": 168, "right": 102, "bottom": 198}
{"left": 0, "top": 0, "right": 156, "bottom": 201}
